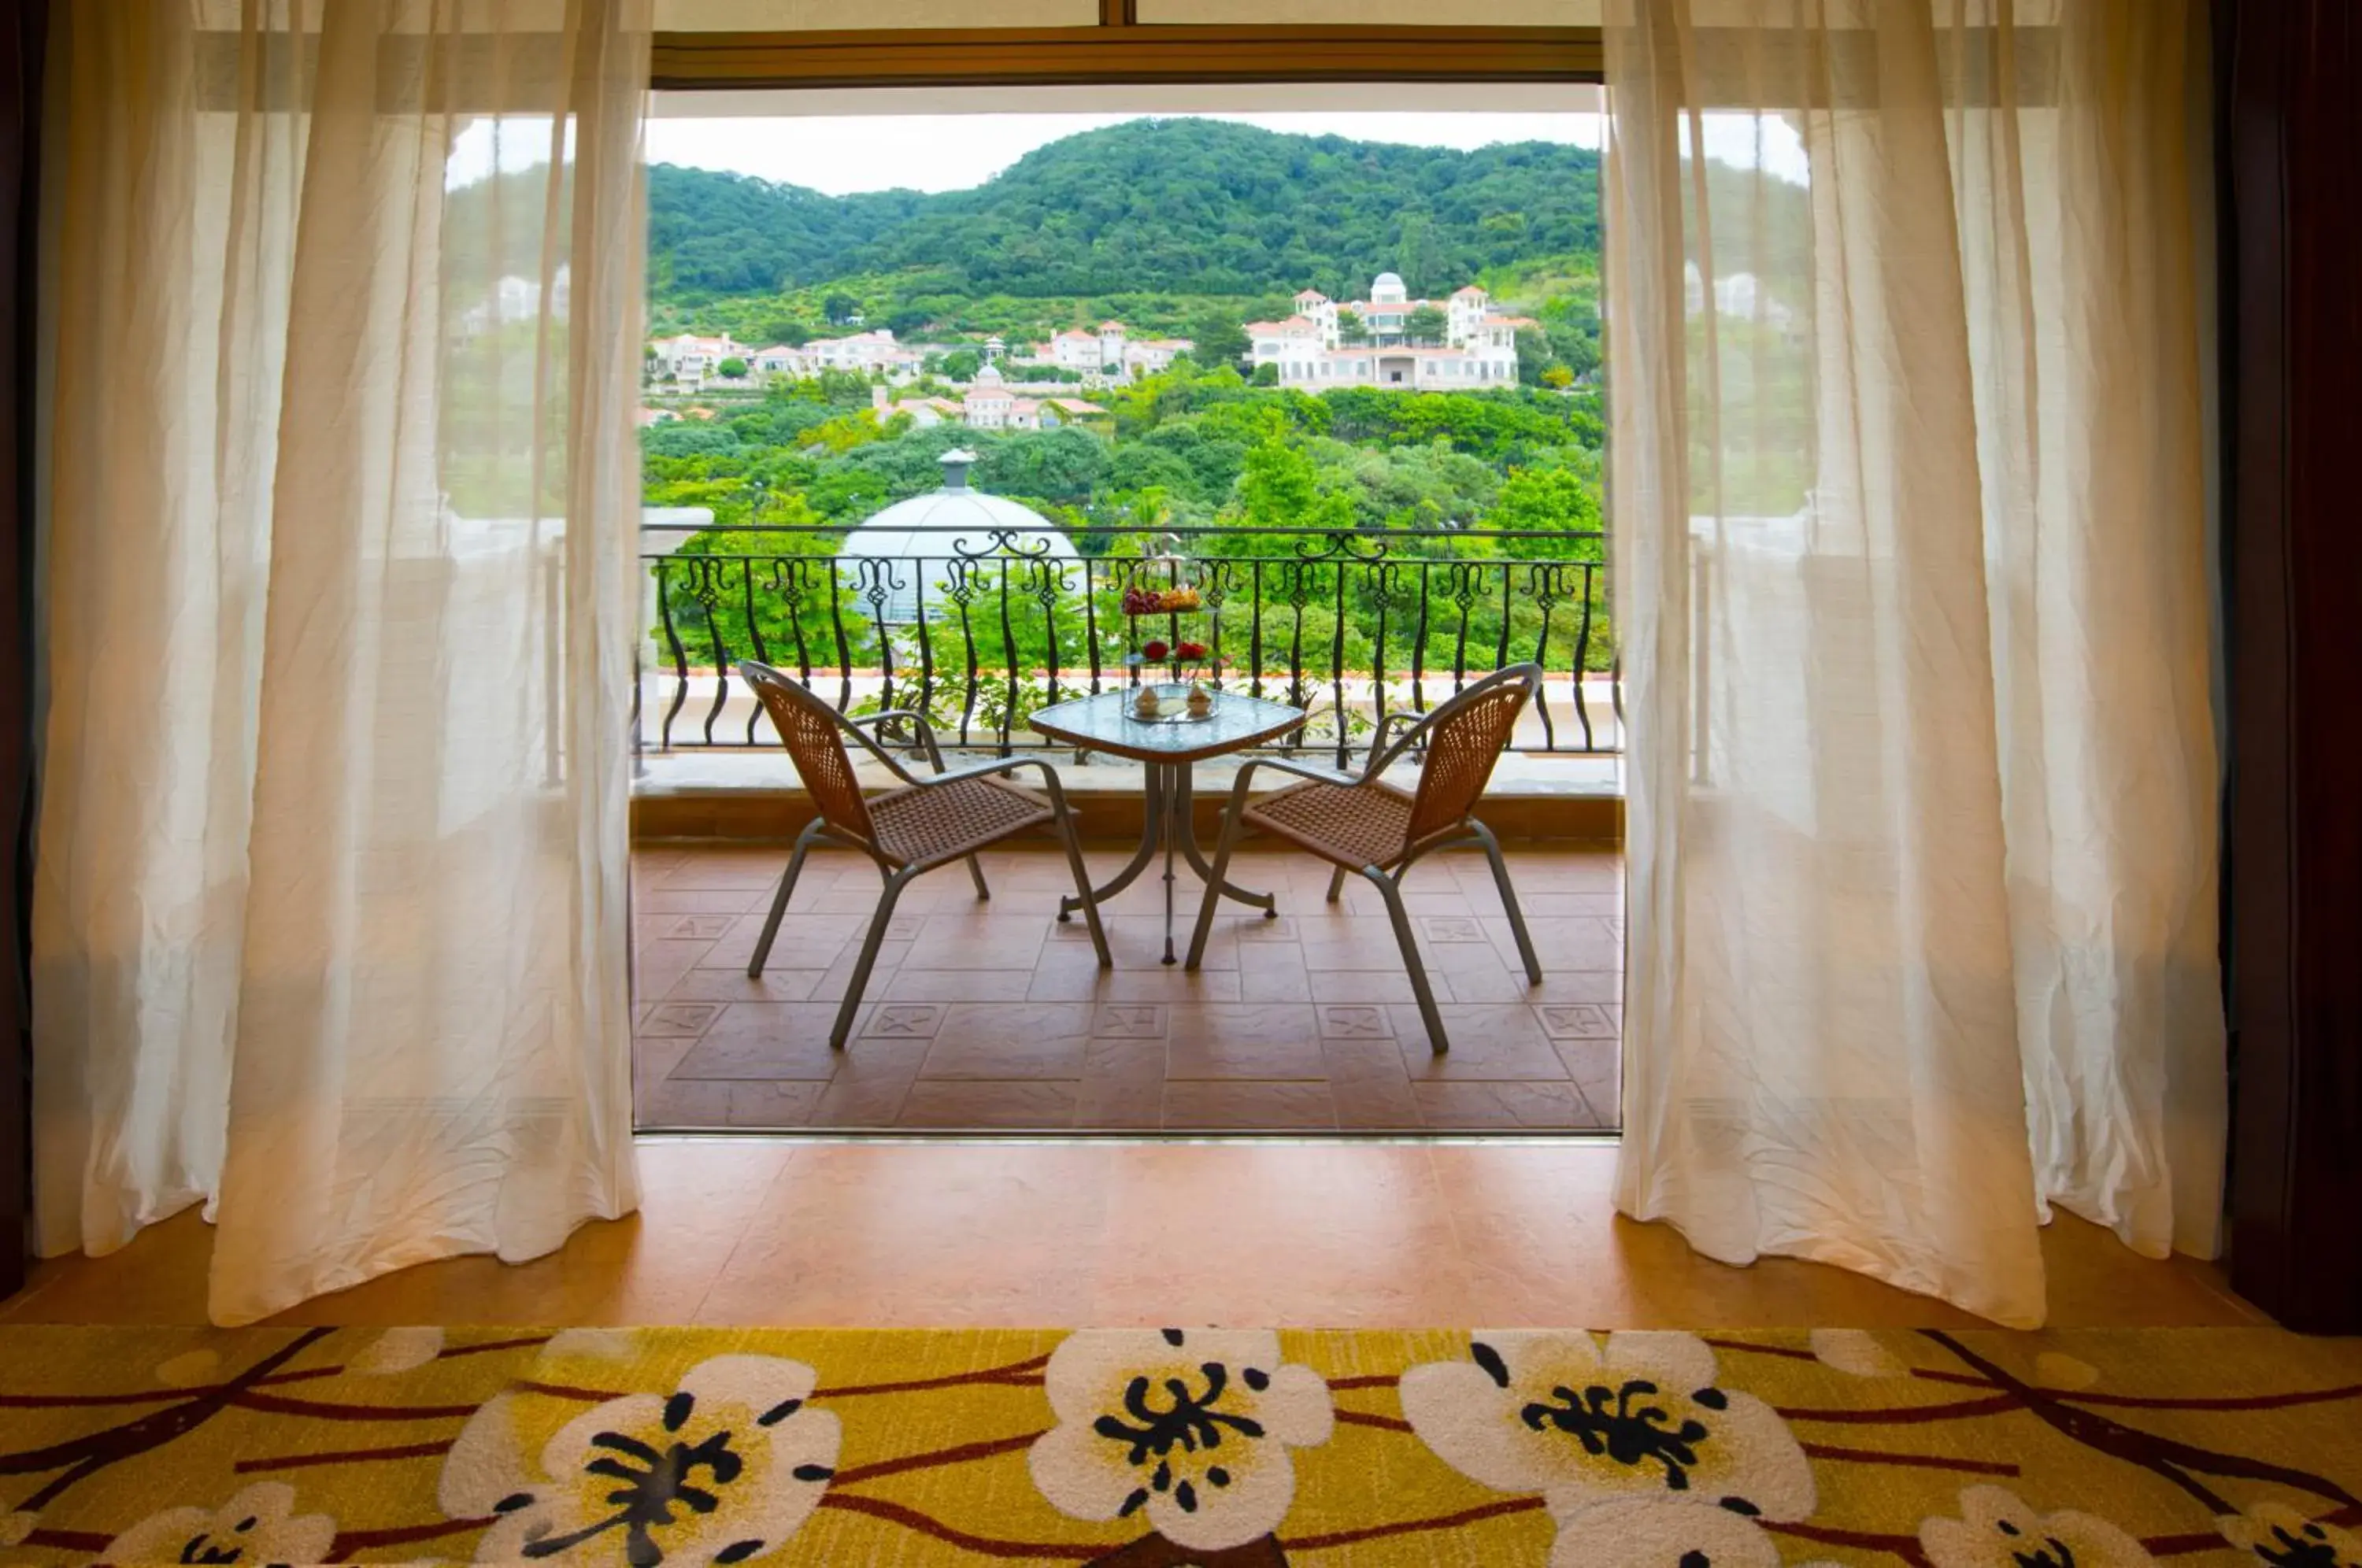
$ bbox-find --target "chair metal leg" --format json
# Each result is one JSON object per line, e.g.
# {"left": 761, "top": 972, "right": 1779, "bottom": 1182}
{"left": 1366, "top": 867, "right": 1449, "bottom": 1052}
{"left": 966, "top": 854, "right": 990, "bottom": 900}
{"left": 748, "top": 820, "right": 824, "bottom": 978}
{"left": 1471, "top": 819, "right": 1542, "bottom": 985}
{"left": 1052, "top": 804, "right": 1113, "bottom": 967}
{"left": 829, "top": 868, "right": 913, "bottom": 1049}
{"left": 1326, "top": 866, "right": 1347, "bottom": 904}
{"left": 1185, "top": 772, "right": 1254, "bottom": 970}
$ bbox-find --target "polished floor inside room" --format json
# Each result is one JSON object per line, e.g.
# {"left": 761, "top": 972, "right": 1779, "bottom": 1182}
{"left": 0, "top": 1140, "right": 2264, "bottom": 1331}
{"left": 633, "top": 838, "right": 1622, "bottom": 1133}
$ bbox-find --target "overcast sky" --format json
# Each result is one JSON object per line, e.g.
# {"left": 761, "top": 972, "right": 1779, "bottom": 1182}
{"left": 639, "top": 112, "right": 1611, "bottom": 195}
{"left": 449, "top": 109, "right": 1805, "bottom": 193}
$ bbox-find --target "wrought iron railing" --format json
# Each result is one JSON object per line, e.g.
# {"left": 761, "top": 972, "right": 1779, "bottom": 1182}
{"left": 637, "top": 523, "right": 1620, "bottom": 766}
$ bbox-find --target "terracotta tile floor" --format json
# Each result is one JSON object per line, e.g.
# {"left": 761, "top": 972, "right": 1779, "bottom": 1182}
{"left": 632, "top": 839, "right": 1624, "bottom": 1132}
{"left": 2, "top": 1141, "right": 2265, "bottom": 1329}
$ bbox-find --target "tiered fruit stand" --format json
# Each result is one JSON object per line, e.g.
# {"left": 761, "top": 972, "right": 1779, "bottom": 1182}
{"left": 1119, "top": 579, "right": 1218, "bottom": 721}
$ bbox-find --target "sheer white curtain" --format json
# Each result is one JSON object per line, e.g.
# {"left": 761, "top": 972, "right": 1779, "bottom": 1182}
{"left": 1605, "top": 0, "right": 2220, "bottom": 1326}
{"left": 32, "top": 0, "right": 649, "bottom": 1325}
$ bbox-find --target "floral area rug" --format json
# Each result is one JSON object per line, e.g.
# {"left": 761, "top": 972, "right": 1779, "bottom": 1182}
{"left": 0, "top": 1325, "right": 2357, "bottom": 1566}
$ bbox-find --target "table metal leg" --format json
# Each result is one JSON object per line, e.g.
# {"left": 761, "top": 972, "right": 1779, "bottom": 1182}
{"left": 1058, "top": 760, "right": 1165, "bottom": 921}
{"left": 1173, "top": 763, "right": 1279, "bottom": 918}
{"left": 1161, "top": 764, "right": 1180, "bottom": 963}
{"left": 1056, "top": 760, "right": 1281, "bottom": 949}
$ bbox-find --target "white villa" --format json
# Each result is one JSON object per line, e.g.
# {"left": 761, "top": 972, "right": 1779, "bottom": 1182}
{"left": 650, "top": 327, "right": 928, "bottom": 390}
{"left": 647, "top": 331, "right": 743, "bottom": 384}
{"left": 1246, "top": 273, "right": 1536, "bottom": 390}
{"left": 804, "top": 329, "right": 924, "bottom": 377}
{"left": 884, "top": 368, "right": 1106, "bottom": 432}
{"left": 1028, "top": 320, "right": 1192, "bottom": 382}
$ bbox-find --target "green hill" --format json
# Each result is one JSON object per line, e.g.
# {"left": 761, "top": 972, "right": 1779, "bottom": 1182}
{"left": 647, "top": 117, "right": 1603, "bottom": 319}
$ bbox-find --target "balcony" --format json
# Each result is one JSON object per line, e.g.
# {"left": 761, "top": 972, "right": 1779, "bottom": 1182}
{"left": 634, "top": 520, "right": 1621, "bottom": 829}
{"left": 631, "top": 521, "right": 1623, "bottom": 1134}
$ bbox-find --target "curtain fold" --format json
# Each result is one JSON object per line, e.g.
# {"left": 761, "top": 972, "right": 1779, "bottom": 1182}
{"left": 33, "top": 0, "right": 647, "bottom": 1325}
{"left": 1605, "top": 0, "right": 2220, "bottom": 1327}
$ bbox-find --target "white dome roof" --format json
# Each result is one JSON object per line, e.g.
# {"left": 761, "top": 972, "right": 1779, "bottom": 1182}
{"left": 842, "top": 452, "right": 1078, "bottom": 623}
{"left": 1373, "top": 271, "right": 1404, "bottom": 287}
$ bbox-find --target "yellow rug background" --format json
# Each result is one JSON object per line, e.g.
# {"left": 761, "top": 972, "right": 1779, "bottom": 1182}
{"left": 1, "top": 1324, "right": 2357, "bottom": 1564}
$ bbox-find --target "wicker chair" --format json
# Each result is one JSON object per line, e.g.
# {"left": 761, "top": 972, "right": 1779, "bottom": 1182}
{"left": 739, "top": 660, "right": 1110, "bottom": 1048}
{"left": 1185, "top": 664, "right": 1545, "bottom": 1052}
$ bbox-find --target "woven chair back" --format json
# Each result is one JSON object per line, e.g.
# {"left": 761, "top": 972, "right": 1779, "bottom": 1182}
{"left": 742, "top": 662, "right": 875, "bottom": 845}
{"left": 1405, "top": 666, "right": 1538, "bottom": 848}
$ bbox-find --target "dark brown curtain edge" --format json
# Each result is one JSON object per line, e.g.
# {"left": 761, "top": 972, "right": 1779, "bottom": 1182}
{"left": 1, "top": 0, "right": 46, "bottom": 1302}
{"left": 2220, "top": 0, "right": 2362, "bottom": 1333}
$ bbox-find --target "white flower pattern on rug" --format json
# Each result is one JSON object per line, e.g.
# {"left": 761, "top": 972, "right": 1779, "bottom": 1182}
{"left": 1401, "top": 1329, "right": 1815, "bottom": 1555}
{"left": 2220, "top": 1500, "right": 2362, "bottom": 1568}
{"left": 1543, "top": 1494, "right": 1788, "bottom": 1568}
{"left": 1028, "top": 1327, "right": 1335, "bottom": 1552}
{"left": 1920, "top": 1486, "right": 2157, "bottom": 1568}
{"left": 100, "top": 1481, "right": 335, "bottom": 1566}
{"left": 439, "top": 1354, "right": 839, "bottom": 1566}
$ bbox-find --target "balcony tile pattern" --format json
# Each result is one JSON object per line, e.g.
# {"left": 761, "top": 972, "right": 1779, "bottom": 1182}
{"left": 634, "top": 841, "right": 1621, "bottom": 1132}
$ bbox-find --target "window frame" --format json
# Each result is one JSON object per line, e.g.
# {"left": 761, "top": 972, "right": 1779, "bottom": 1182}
{"left": 649, "top": 17, "right": 1605, "bottom": 91}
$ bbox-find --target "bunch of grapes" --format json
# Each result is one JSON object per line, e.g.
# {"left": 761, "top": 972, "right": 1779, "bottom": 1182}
{"left": 1120, "top": 583, "right": 1201, "bottom": 615}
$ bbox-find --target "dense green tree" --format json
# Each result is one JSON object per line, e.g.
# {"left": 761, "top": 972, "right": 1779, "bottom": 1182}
{"left": 1251, "top": 363, "right": 1279, "bottom": 386}
{"left": 1105, "top": 442, "right": 1199, "bottom": 498}
{"left": 646, "top": 119, "right": 1610, "bottom": 304}
{"left": 1514, "top": 328, "right": 1553, "bottom": 387}
{"left": 976, "top": 426, "right": 1110, "bottom": 504}
{"left": 1138, "top": 423, "right": 1249, "bottom": 502}
{"left": 1188, "top": 310, "right": 1249, "bottom": 367}
{"left": 1487, "top": 462, "right": 1601, "bottom": 541}
{"left": 717, "top": 357, "right": 749, "bottom": 379}
{"left": 1237, "top": 423, "right": 1319, "bottom": 530}
{"left": 642, "top": 422, "right": 742, "bottom": 460}
{"left": 1396, "top": 211, "right": 1438, "bottom": 296}
{"left": 1403, "top": 305, "right": 1449, "bottom": 346}
{"left": 823, "top": 291, "right": 860, "bottom": 324}
{"left": 1337, "top": 309, "right": 1368, "bottom": 346}
{"left": 942, "top": 349, "right": 983, "bottom": 381}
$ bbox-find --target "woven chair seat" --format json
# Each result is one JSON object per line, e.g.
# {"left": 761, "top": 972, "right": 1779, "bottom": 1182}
{"left": 1246, "top": 779, "right": 1417, "bottom": 870}
{"left": 868, "top": 775, "right": 1052, "bottom": 866}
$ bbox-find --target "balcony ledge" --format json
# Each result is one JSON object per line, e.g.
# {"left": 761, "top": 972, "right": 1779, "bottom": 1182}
{"left": 631, "top": 747, "right": 1621, "bottom": 845}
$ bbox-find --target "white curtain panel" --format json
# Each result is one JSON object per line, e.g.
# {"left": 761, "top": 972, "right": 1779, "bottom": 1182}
{"left": 1605, "top": 0, "right": 2220, "bottom": 1327}
{"left": 32, "top": 0, "right": 649, "bottom": 1325}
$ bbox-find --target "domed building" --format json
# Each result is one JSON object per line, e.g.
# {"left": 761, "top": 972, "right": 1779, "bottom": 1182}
{"left": 841, "top": 448, "right": 1078, "bottom": 623}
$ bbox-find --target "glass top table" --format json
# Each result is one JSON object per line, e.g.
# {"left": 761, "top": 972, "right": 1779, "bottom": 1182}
{"left": 1029, "top": 686, "right": 1309, "bottom": 963}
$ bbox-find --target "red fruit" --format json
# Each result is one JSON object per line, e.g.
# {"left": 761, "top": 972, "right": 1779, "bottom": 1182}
{"left": 1142, "top": 639, "right": 1170, "bottom": 662}
{"left": 1176, "top": 642, "right": 1207, "bottom": 660}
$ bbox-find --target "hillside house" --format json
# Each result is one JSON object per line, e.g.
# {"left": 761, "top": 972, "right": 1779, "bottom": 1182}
{"left": 808, "top": 328, "right": 923, "bottom": 377}
{"left": 1249, "top": 273, "right": 1534, "bottom": 390}
{"left": 1034, "top": 320, "right": 1192, "bottom": 381}
{"left": 885, "top": 369, "right": 1108, "bottom": 431}
{"left": 648, "top": 331, "right": 742, "bottom": 384}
